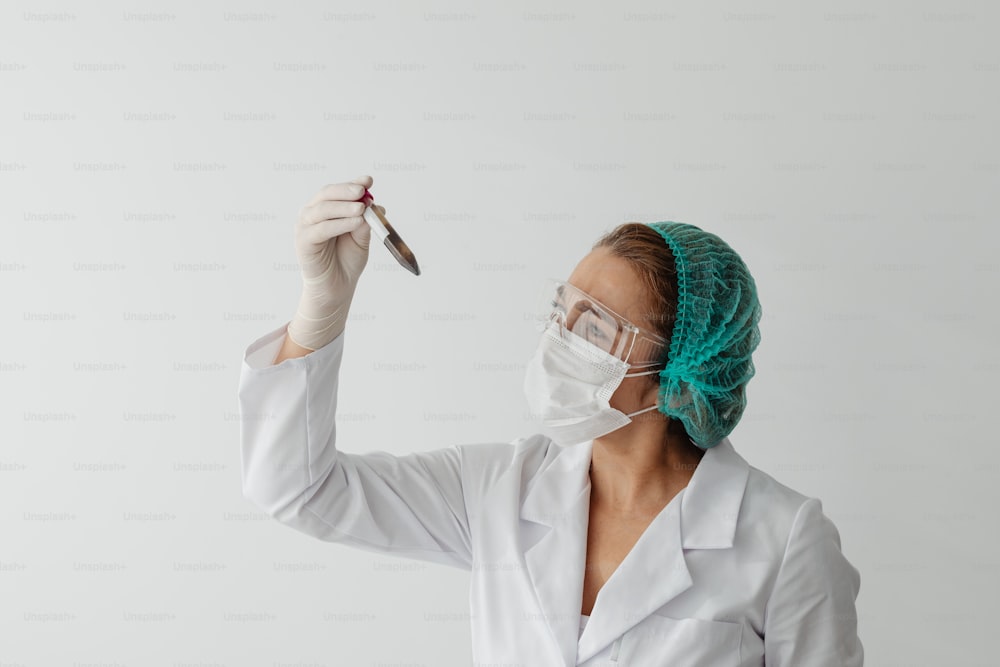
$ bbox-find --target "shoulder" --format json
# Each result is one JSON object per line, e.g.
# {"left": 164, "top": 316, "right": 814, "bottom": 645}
{"left": 744, "top": 462, "right": 811, "bottom": 515}
{"left": 737, "top": 455, "right": 850, "bottom": 561}
{"left": 738, "top": 457, "right": 821, "bottom": 546}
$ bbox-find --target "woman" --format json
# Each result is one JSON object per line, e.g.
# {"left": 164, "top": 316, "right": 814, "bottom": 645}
{"left": 238, "top": 175, "right": 864, "bottom": 666}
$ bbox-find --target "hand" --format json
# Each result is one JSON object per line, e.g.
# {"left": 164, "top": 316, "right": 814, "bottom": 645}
{"left": 287, "top": 175, "right": 384, "bottom": 350}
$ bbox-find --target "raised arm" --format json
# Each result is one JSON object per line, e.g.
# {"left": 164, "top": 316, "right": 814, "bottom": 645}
{"left": 238, "top": 322, "right": 474, "bottom": 570}
{"left": 238, "top": 175, "right": 475, "bottom": 570}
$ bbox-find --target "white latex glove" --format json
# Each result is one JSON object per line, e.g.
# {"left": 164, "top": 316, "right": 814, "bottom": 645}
{"left": 286, "top": 175, "right": 384, "bottom": 351}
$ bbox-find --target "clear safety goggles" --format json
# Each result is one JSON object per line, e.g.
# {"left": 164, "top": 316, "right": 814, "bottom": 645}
{"left": 534, "top": 278, "right": 670, "bottom": 368}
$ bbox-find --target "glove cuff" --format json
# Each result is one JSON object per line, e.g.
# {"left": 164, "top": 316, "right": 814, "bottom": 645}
{"left": 286, "top": 299, "right": 349, "bottom": 352}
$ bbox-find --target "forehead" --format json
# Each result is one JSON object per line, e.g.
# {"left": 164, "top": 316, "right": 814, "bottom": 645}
{"left": 565, "top": 247, "right": 650, "bottom": 323}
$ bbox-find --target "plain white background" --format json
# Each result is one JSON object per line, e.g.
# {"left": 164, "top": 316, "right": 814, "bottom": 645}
{"left": 2, "top": 1, "right": 996, "bottom": 664}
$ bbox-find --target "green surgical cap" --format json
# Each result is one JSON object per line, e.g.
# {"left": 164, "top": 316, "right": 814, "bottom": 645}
{"left": 646, "top": 222, "right": 763, "bottom": 449}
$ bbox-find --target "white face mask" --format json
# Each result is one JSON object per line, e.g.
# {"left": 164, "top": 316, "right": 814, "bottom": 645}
{"left": 523, "top": 320, "right": 661, "bottom": 446}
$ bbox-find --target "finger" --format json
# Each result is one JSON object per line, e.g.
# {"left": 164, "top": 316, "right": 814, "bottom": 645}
{"left": 301, "top": 215, "right": 367, "bottom": 246}
{"left": 300, "top": 200, "right": 367, "bottom": 226}
{"left": 305, "top": 179, "right": 370, "bottom": 208}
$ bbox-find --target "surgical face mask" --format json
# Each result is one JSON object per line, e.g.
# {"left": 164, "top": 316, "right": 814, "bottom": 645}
{"left": 523, "top": 319, "right": 662, "bottom": 446}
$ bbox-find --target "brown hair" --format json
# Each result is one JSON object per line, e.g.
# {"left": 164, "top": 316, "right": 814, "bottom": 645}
{"left": 593, "top": 223, "right": 690, "bottom": 441}
{"left": 592, "top": 222, "right": 679, "bottom": 358}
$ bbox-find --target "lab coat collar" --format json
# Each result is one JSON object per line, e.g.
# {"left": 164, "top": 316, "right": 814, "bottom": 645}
{"left": 519, "top": 435, "right": 750, "bottom": 666}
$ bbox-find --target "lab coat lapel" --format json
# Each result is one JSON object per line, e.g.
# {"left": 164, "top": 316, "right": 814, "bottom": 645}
{"left": 576, "top": 436, "right": 751, "bottom": 664}
{"left": 520, "top": 439, "right": 593, "bottom": 667}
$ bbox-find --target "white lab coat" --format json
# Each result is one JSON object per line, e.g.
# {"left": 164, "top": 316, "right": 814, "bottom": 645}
{"left": 238, "top": 323, "right": 864, "bottom": 666}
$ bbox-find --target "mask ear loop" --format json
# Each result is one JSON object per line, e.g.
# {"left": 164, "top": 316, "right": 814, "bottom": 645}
{"left": 623, "top": 367, "right": 661, "bottom": 378}
{"left": 623, "top": 368, "right": 666, "bottom": 418}
{"left": 625, "top": 403, "right": 661, "bottom": 419}
{"left": 623, "top": 362, "right": 666, "bottom": 423}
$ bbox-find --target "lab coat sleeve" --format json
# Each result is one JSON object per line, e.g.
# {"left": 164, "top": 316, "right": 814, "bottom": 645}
{"left": 763, "top": 497, "right": 864, "bottom": 666}
{"left": 238, "top": 322, "right": 473, "bottom": 571}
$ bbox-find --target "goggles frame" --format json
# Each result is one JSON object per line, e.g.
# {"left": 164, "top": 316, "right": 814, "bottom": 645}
{"left": 537, "top": 278, "right": 670, "bottom": 369}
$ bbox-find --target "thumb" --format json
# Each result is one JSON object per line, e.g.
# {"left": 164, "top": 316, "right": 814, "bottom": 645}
{"left": 350, "top": 210, "right": 372, "bottom": 251}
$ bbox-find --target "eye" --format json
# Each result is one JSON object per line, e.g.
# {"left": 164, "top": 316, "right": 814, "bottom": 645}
{"left": 574, "top": 310, "right": 610, "bottom": 341}
{"left": 585, "top": 321, "right": 606, "bottom": 339}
